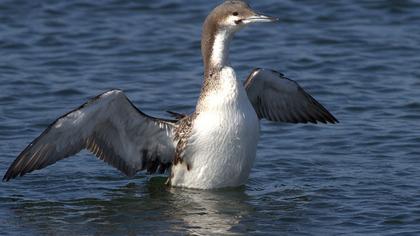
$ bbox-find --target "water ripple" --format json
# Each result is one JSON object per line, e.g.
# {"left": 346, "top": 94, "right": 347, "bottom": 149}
{"left": 1, "top": 0, "right": 420, "bottom": 235}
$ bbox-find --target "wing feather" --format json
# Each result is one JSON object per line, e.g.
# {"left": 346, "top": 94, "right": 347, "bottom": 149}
{"left": 3, "top": 89, "right": 176, "bottom": 181}
{"left": 244, "top": 68, "right": 338, "bottom": 124}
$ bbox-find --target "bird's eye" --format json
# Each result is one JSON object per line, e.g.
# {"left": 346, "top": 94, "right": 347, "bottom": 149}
{"left": 232, "top": 12, "right": 239, "bottom": 16}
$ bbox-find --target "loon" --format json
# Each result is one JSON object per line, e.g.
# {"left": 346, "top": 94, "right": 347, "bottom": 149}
{"left": 3, "top": 0, "right": 338, "bottom": 189}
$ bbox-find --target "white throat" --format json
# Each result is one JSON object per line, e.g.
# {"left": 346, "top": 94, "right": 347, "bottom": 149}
{"left": 210, "top": 30, "right": 232, "bottom": 68}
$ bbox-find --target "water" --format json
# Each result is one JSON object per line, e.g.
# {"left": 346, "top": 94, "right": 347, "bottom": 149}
{"left": 1, "top": 0, "right": 420, "bottom": 235}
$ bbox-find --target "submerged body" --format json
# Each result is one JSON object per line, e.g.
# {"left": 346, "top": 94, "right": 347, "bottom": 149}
{"left": 3, "top": 1, "right": 338, "bottom": 189}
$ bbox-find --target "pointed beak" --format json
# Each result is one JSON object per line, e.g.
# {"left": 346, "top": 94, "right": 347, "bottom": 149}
{"left": 242, "top": 14, "right": 279, "bottom": 24}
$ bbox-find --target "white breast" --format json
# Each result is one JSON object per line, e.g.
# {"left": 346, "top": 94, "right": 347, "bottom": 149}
{"left": 171, "top": 67, "right": 260, "bottom": 189}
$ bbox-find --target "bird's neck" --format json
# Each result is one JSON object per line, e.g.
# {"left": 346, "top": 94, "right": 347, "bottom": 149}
{"left": 202, "top": 27, "right": 233, "bottom": 78}
{"left": 197, "top": 22, "right": 238, "bottom": 112}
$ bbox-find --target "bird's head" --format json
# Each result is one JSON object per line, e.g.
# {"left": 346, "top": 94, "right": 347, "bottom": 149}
{"left": 201, "top": 1, "right": 278, "bottom": 76}
{"left": 205, "top": 0, "right": 278, "bottom": 34}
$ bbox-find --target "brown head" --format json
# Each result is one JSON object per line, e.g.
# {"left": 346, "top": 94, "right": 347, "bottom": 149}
{"left": 201, "top": 0, "right": 278, "bottom": 77}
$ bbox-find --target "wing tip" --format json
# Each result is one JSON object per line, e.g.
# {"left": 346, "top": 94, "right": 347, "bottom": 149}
{"left": 323, "top": 111, "right": 339, "bottom": 124}
{"left": 3, "top": 154, "right": 26, "bottom": 182}
{"left": 314, "top": 114, "right": 339, "bottom": 125}
{"left": 331, "top": 117, "right": 340, "bottom": 124}
{"left": 3, "top": 161, "right": 33, "bottom": 182}
{"left": 2, "top": 176, "right": 9, "bottom": 182}
{"left": 2, "top": 169, "right": 18, "bottom": 182}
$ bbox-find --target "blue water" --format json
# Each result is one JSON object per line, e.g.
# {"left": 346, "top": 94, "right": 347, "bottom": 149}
{"left": 1, "top": 0, "right": 420, "bottom": 235}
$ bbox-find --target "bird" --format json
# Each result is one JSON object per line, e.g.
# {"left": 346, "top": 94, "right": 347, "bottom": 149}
{"left": 3, "top": 0, "right": 338, "bottom": 189}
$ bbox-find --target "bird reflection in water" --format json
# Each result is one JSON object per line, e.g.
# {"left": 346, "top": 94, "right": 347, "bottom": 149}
{"left": 9, "top": 177, "right": 254, "bottom": 235}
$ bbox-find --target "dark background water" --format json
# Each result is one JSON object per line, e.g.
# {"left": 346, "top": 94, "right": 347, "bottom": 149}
{"left": 1, "top": 0, "right": 419, "bottom": 235}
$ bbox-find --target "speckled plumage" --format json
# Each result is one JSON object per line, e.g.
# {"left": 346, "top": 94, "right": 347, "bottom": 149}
{"left": 173, "top": 113, "right": 197, "bottom": 166}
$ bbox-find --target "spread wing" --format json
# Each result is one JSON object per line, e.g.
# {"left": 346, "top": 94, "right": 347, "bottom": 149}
{"left": 3, "top": 90, "right": 176, "bottom": 181}
{"left": 244, "top": 68, "right": 338, "bottom": 124}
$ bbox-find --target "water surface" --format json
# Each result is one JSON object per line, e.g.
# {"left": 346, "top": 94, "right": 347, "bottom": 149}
{"left": 1, "top": 0, "right": 420, "bottom": 235}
